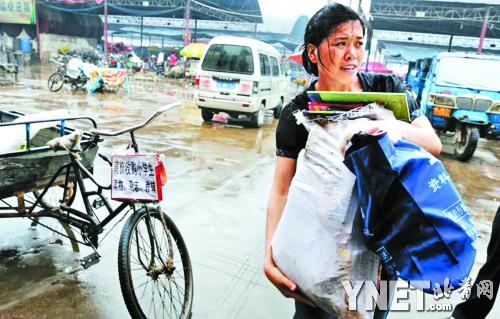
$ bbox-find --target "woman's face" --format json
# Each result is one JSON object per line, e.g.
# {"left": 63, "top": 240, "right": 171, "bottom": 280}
{"left": 308, "top": 20, "right": 366, "bottom": 85}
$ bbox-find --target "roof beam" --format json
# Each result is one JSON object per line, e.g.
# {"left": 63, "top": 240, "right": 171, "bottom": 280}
{"left": 40, "top": 0, "right": 258, "bottom": 22}
{"left": 105, "top": 0, "right": 182, "bottom": 6}
{"left": 374, "top": 29, "right": 500, "bottom": 50}
{"left": 371, "top": 1, "right": 499, "bottom": 23}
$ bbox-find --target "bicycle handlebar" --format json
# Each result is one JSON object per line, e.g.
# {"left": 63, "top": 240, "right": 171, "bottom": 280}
{"left": 89, "top": 102, "right": 181, "bottom": 137}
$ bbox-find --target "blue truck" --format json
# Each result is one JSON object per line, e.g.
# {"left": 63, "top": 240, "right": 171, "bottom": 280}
{"left": 408, "top": 52, "right": 500, "bottom": 161}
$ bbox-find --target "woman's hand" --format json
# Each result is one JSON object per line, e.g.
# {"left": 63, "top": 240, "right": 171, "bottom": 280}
{"left": 341, "top": 119, "right": 407, "bottom": 152}
{"left": 361, "top": 119, "right": 409, "bottom": 143}
{"left": 343, "top": 116, "right": 442, "bottom": 156}
{"left": 264, "top": 245, "right": 317, "bottom": 307}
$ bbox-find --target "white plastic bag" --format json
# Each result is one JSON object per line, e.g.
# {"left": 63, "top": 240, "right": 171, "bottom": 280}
{"left": 272, "top": 111, "right": 386, "bottom": 317}
{"left": 0, "top": 109, "right": 73, "bottom": 153}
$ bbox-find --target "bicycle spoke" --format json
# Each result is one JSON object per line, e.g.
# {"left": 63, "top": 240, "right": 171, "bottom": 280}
{"left": 168, "top": 274, "right": 186, "bottom": 307}
{"left": 149, "top": 215, "right": 168, "bottom": 265}
{"left": 165, "top": 278, "right": 177, "bottom": 318}
{"left": 159, "top": 278, "right": 168, "bottom": 318}
{"left": 151, "top": 281, "right": 157, "bottom": 319}
{"left": 140, "top": 277, "right": 151, "bottom": 302}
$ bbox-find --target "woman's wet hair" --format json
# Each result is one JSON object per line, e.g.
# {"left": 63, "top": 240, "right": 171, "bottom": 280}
{"left": 301, "top": 3, "right": 366, "bottom": 76}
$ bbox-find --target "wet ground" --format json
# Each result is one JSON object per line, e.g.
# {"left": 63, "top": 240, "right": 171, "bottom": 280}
{"left": 0, "top": 68, "right": 498, "bottom": 319}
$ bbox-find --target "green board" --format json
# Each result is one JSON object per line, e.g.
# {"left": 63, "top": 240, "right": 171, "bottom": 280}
{"left": 308, "top": 91, "right": 410, "bottom": 122}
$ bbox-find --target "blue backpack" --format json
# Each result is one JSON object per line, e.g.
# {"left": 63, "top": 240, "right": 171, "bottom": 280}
{"left": 343, "top": 132, "right": 476, "bottom": 293}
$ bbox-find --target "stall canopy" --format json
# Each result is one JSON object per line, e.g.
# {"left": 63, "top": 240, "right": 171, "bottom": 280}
{"left": 285, "top": 52, "right": 303, "bottom": 64}
{"left": 360, "top": 61, "right": 393, "bottom": 74}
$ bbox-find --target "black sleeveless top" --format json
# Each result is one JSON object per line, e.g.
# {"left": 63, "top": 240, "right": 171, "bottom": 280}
{"left": 275, "top": 72, "right": 421, "bottom": 159}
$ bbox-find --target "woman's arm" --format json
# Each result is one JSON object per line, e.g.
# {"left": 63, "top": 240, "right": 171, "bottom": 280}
{"left": 405, "top": 115, "right": 442, "bottom": 156}
{"left": 264, "top": 156, "right": 316, "bottom": 306}
{"left": 385, "top": 75, "right": 442, "bottom": 155}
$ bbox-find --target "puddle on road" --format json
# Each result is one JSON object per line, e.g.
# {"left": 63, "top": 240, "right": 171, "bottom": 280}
{"left": 0, "top": 245, "right": 101, "bottom": 318}
{"left": 440, "top": 139, "right": 499, "bottom": 223}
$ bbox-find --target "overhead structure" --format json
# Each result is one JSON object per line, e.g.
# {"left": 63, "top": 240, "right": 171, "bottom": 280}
{"left": 370, "top": 0, "right": 500, "bottom": 63}
{"left": 371, "top": 0, "right": 499, "bottom": 38}
{"left": 36, "top": 0, "right": 263, "bottom": 58}
{"left": 40, "top": 0, "right": 263, "bottom": 23}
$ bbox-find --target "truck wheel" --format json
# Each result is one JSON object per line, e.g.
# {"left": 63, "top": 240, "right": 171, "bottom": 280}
{"left": 454, "top": 124, "right": 479, "bottom": 161}
{"left": 201, "top": 109, "right": 213, "bottom": 122}
{"left": 249, "top": 103, "right": 265, "bottom": 128}
{"left": 273, "top": 98, "right": 283, "bottom": 119}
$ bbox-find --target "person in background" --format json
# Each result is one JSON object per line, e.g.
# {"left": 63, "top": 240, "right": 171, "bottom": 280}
{"left": 451, "top": 206, "right": 500, "bottom": 319}
{"left": 169, "top": 52, "right": 177, "bottom": 70}
{"left": 157, "top": 51, "right": 165, "bottom": 72}
{"left": 263, "top": 3, "right": 442, "bottom": 319}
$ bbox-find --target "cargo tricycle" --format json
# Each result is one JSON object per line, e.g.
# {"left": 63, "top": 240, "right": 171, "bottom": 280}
{"left": 0, "top": 103, "right": 192, "bottom": 319}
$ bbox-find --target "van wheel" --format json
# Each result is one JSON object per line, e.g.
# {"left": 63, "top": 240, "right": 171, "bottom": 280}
{"left": 249, "top": 103, "right": 265, "bottom": 128}
{"left": 201, "top": 109, "right": 213, "bottom": 122}
{"left": 273, "top": 99, "right": 284, "bottom": 119}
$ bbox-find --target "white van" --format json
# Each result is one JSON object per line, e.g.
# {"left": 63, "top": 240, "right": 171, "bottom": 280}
{"left": 195, "top": 36, "right": 289, "bottom": 127}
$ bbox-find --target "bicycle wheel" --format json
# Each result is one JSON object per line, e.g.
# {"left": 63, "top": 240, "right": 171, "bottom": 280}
{"left": 30, "top": 216, "right": 80, "bottom": 253}
{"left": 47, "top": 72, "right": 64, "bottom": 92}
{"left": 28, "top": 183, "right": 79, "bottom": 252}
{"left": 118, "top": 206, "right": 193, "bottom": 319}
{"left": 34, "top": 181, "right": 77, "bottom": 210}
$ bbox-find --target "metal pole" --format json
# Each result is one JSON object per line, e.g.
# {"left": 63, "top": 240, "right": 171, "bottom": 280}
{"left": 194, "top": 19, "right": 197, "bottom": 43}
{"left": 184, "top": 0, "right": 191, "bottom": 46}
{"left": 448, "top": 34, "right": 453, "bottom": 52}
{"left": 35, "top": 2, "right": 41, "bottom": 59}
{"left": 140, "top": 16, "right": 144, "bottom": 58}
{"left": 104, "top": 0, "right": 108, "bottom": 59}
{"left": 477, "top": 7, "right": 490, "bottom": 53}
{"left": 365, "top": 24, "right": 372, "bottom": 72}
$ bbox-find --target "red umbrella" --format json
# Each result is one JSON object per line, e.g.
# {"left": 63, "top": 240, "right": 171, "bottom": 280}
{"left": 361, "top": 62, "right": 393, "bottom": 74}
{"left": 286, "top": 52, "right": 303, "bottom": 64}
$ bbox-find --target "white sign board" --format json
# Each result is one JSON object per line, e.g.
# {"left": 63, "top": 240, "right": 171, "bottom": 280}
{"left": 111, "top": 154, "right": 161, "bottom": 202}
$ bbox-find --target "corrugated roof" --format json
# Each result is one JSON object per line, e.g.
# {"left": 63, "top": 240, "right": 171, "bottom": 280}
{"left": 43, "top": 0, "right": 263, "bottom": 23}
{"left": 371, "top": 0, "right": 500, "bottom": 39}
{"left": 379, "top": 40, "right": 499, "bottom": 63}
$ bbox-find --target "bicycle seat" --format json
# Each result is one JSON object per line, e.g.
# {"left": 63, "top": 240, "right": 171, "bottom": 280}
{"left": 47, "top": 130, "right": 82, "bottom": 152}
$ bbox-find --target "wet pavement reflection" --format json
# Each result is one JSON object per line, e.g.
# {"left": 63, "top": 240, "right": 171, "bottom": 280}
{"left": 0, "top": 69, "right": 498, "bottom": 319}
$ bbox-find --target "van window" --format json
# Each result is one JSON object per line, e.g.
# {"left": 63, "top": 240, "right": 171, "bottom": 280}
{"left": 201, "top": 44, "right": 254, "bottom": 75}
{"left": 280, "top": 60, "right": 289, "bottom": 75}
{"left": 259, "top": 54, "right": 271, "bottom": 76}
{"left": 270, "top": 56, "right": 280, "bottom": 76}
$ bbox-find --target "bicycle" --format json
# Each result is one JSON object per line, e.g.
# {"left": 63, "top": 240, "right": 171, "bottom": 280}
{"left": 0, "top": 102, "right": 193, "bottom": 318}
